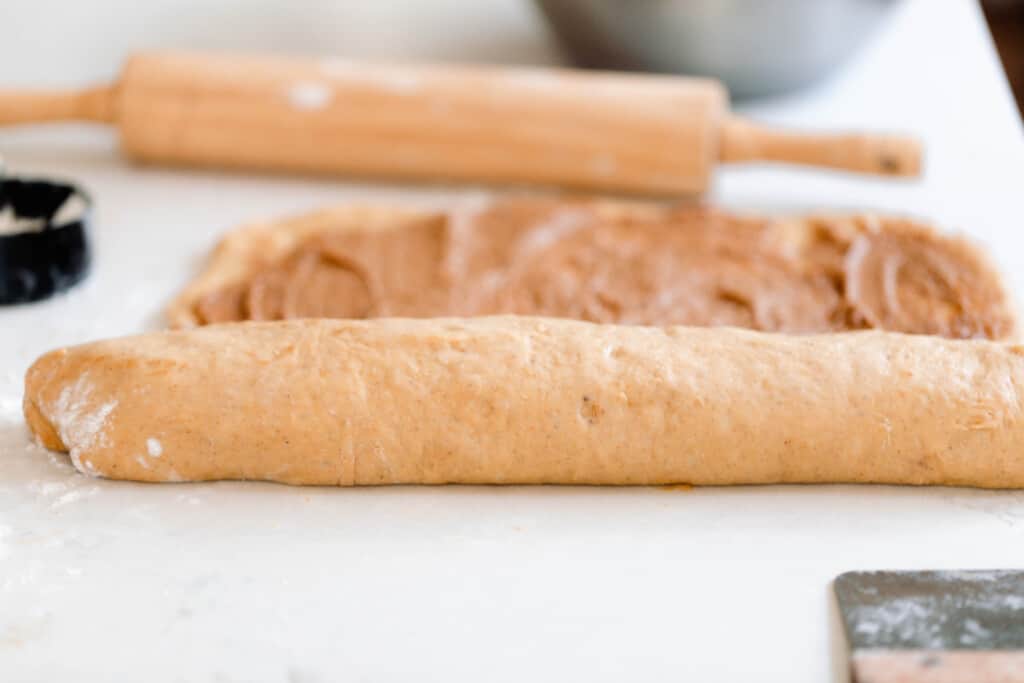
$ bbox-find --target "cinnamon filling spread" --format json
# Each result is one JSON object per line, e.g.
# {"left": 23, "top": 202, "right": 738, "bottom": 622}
{"left": 194, "top": 200, "right": 1014, "bottom": 339}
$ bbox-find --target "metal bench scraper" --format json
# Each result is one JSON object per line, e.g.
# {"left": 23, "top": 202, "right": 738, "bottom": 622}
{"left": 835, "top": 570, "right": 1024, "bottom": 683}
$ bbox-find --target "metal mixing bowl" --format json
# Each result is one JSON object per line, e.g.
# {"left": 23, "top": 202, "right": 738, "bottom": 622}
{"left": 534, "top": 0, "right": 898, "bottom": 98}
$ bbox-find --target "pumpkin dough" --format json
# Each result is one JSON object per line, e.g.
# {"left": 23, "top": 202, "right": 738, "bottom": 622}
{"left": 23, "top": 317, "right": 1024, "bottom": 487}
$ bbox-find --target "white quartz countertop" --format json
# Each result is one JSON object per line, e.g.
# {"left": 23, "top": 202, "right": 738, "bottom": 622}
{"left": 2, "top": 1, "right": 1024, "bottom": 681}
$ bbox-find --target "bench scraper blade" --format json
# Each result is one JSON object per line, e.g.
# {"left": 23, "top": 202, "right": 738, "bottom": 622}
{"left": 835, "top": 570, "right": 1024, "bottom": 683}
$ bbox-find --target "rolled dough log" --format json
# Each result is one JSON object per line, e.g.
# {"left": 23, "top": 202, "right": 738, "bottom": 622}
{"left": 23, "top": 316, "right": 1024, "bottom": 487}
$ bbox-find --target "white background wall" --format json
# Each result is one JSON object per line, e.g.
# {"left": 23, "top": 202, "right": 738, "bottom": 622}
{"left": 2, "top": 0, "right": 565, "bottom": 87}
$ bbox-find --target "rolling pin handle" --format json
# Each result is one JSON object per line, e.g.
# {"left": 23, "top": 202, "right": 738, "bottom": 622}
{"left": 719, "top": 115, "right": 922, "bottom": 177}
{"left": 0, "top": 85, "right": 116, "bottom": 126}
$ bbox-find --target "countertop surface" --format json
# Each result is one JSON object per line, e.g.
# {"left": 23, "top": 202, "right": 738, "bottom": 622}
{"left": 3, "top": 1, "right": 1024, "bottom": 681}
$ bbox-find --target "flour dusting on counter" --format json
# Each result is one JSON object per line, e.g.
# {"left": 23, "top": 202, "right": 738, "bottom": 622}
{"left": 51, "top": 485, "right": 100, "bottom": 509}
{"left": 0, "top": 394, "right": 20, "bottom": 416}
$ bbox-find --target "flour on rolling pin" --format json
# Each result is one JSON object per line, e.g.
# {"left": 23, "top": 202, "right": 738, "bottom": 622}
{"left": 0, "top": 51, "right": 921, "bottom": 195}
{"left": 320, "top": 58, "right": 423, "bottom": 95}
{"left": 286, "top": 81, "right": 334, "bottom": 111}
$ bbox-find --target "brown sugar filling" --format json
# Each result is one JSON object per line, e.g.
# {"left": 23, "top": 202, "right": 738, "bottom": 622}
{"left": 195, "top": 201, "right": 1015, "bottom": 339}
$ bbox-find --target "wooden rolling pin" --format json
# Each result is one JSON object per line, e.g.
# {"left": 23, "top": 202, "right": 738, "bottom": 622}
{"left": 0, "top": 51, "right": 921, "bottom": 195}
